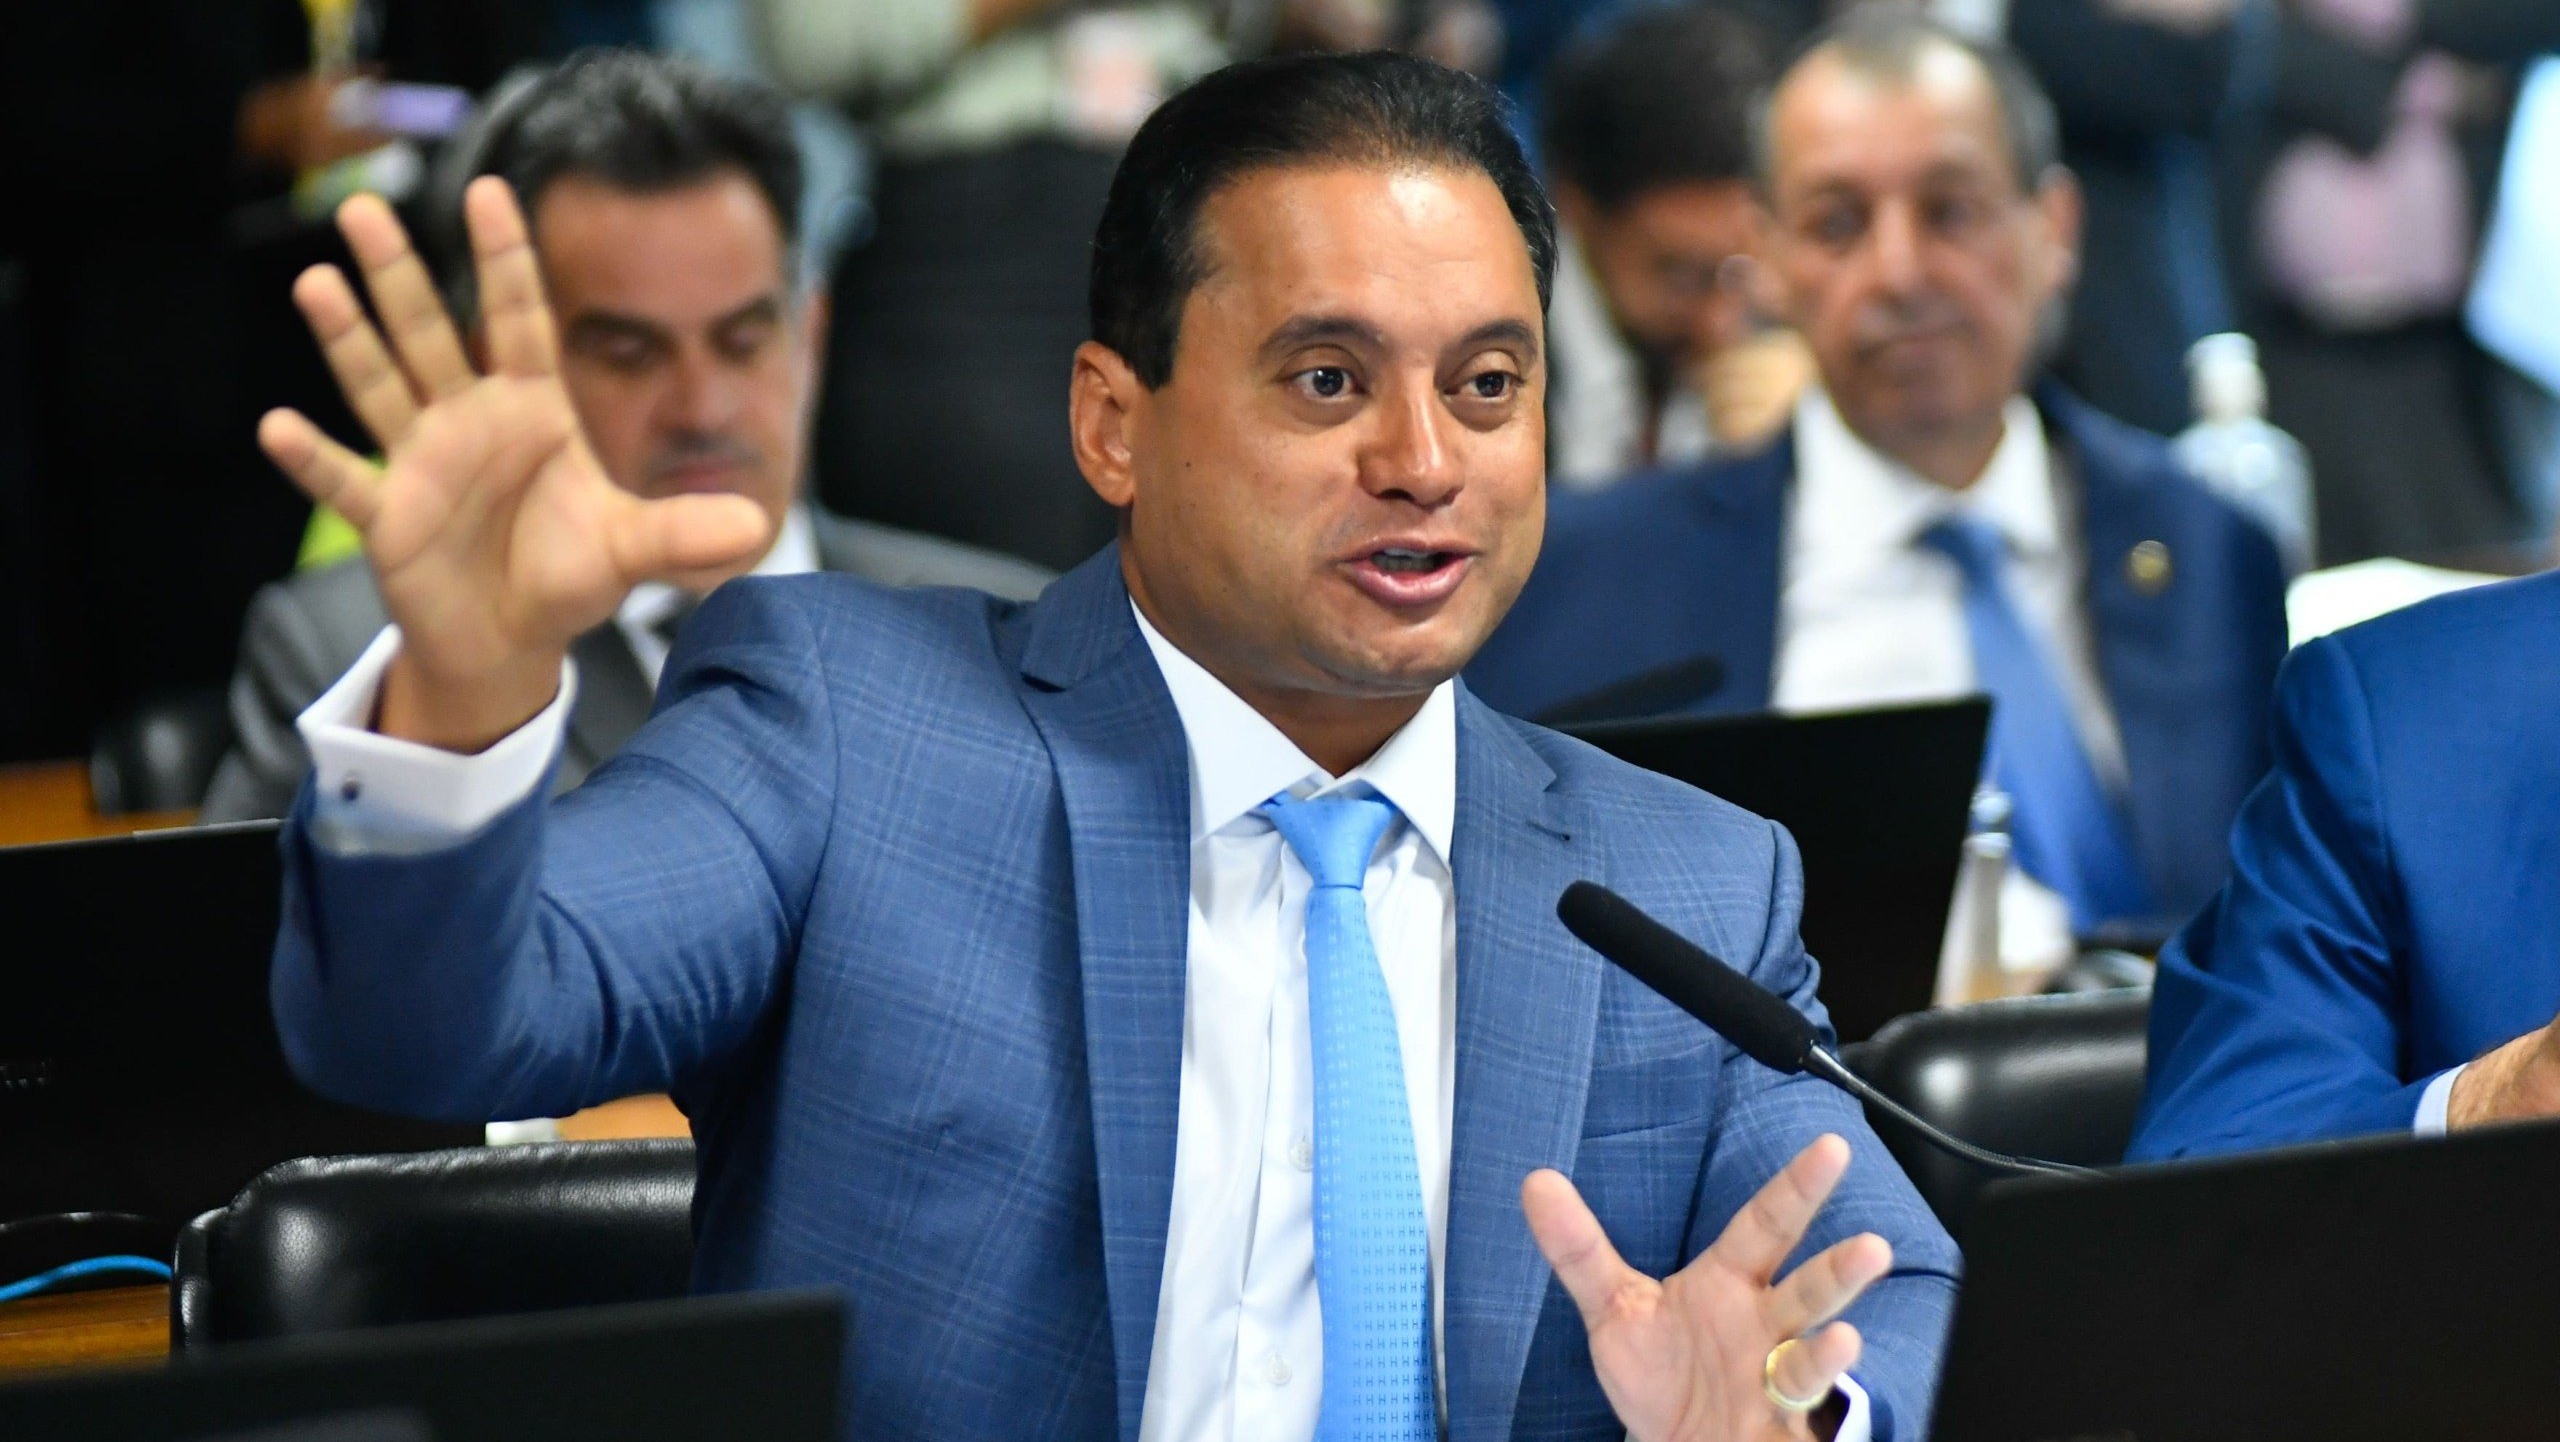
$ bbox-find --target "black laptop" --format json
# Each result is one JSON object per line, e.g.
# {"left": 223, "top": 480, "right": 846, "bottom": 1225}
{"left": 0, "top": 1291, "right": 842, "bottom": 1442}
{"left": 0, "top": 823, "right": 479, "bottom": 1277}
{"left": 1934, "top": 1118, "right": 2560, "bottom": 1441}
{"left": 1563, "top": 699, "right": 1991, "bottom": 1041}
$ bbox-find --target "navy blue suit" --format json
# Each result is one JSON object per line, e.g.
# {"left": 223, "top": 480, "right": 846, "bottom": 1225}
{"left": 1469, "top": 384, "right": 2289, "bottom": 927}
{"left": 2132, "top": 571, "right": 2560, "bottom": 1159}
{"left": 270, "top": 548, "right": 1959, "bottom": 1440}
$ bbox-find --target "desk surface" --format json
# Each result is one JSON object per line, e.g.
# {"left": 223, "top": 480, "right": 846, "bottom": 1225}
{"left": 0, "top": 761, "right": 195, "bottom": 848}
{"left": 0, "top": 1285, "right": 169, "bottom": 1375}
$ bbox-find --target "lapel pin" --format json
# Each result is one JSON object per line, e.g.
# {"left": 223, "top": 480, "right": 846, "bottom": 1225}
{"left": 2126, "top": 539, "right": 2173, "bottom": 596}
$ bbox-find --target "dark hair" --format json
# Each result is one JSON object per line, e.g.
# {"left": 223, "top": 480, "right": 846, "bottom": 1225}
{"left": 1541, "top": 3, "right": 1776, "bottom": 210}
{"left": 1751, "top": 10, "right": 2060, "bottom": 197}
{"left": 428, "top": 49, "right": 803, "bottom": 320}
{"left": 1089, "top": 51, "right": 1558, "bottom": 389}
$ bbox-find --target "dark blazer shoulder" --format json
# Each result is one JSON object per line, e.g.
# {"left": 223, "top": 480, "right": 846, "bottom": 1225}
{"left": 810, "top": 507, "right": 1058, "bottom": 602}
{"left": 2045, "top": 383, "right": 2272, "bottom": 548}
{"left": 1544, "top": 436, "right": 1791, "bottom": 546}
{"left": 257, "top": 555, "right": 395, "bottom": 671}
{"left": 2307, "top": 569, "right": 2560, "bottom": 735}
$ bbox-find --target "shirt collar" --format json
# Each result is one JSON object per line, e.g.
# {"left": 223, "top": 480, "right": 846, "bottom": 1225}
{"left": 621, "top": 502, "right": 820, "bottom": 630}
{"left": 1791, "top": 387, "right": 2058, "bottom": 562}
{"left": 1131, "top": 601, "right": 1458, "bottom": 869}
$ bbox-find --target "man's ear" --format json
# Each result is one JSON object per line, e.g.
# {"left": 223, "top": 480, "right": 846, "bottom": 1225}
{"left": 2032, "top": 165, "right": 2085, "bottom": 301}
{"left": 1070, "top": 340, "right": 1149, "bottom": 509}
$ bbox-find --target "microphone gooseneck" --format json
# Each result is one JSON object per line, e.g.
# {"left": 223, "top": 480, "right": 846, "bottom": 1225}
{"left": 1555, "top": 881, "right": 2089, "bottom": 1181}
{"left": 1555, "top": 881, "right": 1817, "bottom": 1074}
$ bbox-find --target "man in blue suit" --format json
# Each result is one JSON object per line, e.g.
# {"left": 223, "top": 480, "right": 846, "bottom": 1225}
{"left": 1469, "top": 14, "right": 2289, "bottom": 944}
{"left": 248, "top": 51, "right": 1955, "bottom": 1442}
{"left": 2132, "top": 569, "right": 2560, "bottom": 1157}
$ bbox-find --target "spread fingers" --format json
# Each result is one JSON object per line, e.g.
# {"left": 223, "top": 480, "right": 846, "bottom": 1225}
{"left": 335, "top": 193, "right": 476, "bottom": 400}
{"left": 258, "top": 408, "right": 384, "bottom": 530}
{"left": 292, "top": 264, "right": 419, "bottom": 451}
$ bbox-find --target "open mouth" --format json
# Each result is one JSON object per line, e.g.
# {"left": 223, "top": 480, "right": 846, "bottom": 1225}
{"left": 1346, "top": 546, "right": 1472, "bottom": 607}
{"left": 1371, "top": 547, "right": 1459, "bottom": 574}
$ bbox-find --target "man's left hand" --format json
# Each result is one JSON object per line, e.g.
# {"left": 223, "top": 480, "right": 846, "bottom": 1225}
{"left": 1523, "top": 1134, "right": 1893, "bottom": 1442}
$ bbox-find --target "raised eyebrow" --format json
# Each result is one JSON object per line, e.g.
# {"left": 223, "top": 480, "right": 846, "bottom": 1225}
{"left": 1258, "top": 315, "right": 1390, "bottom": 365}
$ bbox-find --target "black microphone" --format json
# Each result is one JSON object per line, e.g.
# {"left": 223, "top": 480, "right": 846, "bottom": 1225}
{"left": 1556, "top": 881, "right": 2087, "bottom": 1180}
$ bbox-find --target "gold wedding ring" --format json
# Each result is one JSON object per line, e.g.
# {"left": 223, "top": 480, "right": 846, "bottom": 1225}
{"left": 1762, "top": 1337, "right": 1829, "bottom": 1413}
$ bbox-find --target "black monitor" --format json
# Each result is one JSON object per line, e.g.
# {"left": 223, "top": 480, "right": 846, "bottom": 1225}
{"left": 1564, "top": 699, "right": 1989, "bottom": 1042}
{"left": 0, "top": 1291, "right": 843, "bottom": 1442}
{"left": 0, "top": 824, "right": 479, "bottom": 1277}
{"left": 1935, "top": 1119, "right": 2560, "bottom": 1440}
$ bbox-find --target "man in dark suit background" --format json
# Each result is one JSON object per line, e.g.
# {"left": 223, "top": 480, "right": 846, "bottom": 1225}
{"left": 201, "top": 53, "right": 1051, "bottom": 822}
{"left": 1471, "top": 12, "right": 2290, "bottom": 950}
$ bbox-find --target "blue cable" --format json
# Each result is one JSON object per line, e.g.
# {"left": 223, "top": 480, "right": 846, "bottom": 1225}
{"left": 0, "top": 1256, "right": 174, "bottom": 1305}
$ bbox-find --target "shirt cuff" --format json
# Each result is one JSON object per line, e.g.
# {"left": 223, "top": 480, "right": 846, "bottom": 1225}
{"left": 1832, "top": 1373, "right": 1874, "bottom": 1442}
{"left": 2414, "top": 1064, "right": 2465, "bottom": 1137}
{"left": 294, "top": 625, "right": 576, "bottom": 853}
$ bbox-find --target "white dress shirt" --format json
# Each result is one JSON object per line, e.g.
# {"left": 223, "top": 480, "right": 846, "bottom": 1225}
{"left": 295, "top": 591, "right": 1873, "bottom": 1442}
{"left": 1774, "top": 388, "right": 2125, "bottom": 970}
{"left": 1132, "top": 604, "right": 1459, "bottom": 1442}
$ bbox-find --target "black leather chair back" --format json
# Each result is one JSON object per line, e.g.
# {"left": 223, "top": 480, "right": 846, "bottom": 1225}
{"left": 174, "top": 1141, "right": 697, "bottom": 1351}
{"left": 89, "top": 685, "right": 233, "bottom": 814}
{"left": 1842, "top": 990, "right": 2151, "bottom": 1238}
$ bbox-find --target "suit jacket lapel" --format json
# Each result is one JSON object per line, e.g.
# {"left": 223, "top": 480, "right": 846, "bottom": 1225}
{"left": 565, "top": 625, "right": 655, "bottom": 784}
{"left": 1443, "top": 690, "right": 1600, "bottom": 1442}
{"left": 2042, "top": 383, "right": 2187, "bottom": 908}
{"left": 1015, "top": 548, "right": 1191, "bottom": 1442}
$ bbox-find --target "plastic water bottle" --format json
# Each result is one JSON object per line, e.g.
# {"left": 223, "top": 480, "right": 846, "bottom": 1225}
{"left": 2174, "top": 333, "right": 2316, "bottom": 575}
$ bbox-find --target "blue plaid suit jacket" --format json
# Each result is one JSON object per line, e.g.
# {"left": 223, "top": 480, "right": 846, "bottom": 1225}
{"left": 273, "top": 547, "right": 1959, "bottom": 1441}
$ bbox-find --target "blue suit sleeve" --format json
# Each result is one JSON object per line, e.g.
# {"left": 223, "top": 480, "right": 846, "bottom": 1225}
{"left": 1684, "top": 822, "right": 1961, "bottom": 1440}
{"left": 270, "top": 581, "right": 841, "bottom": 1123}
{"left": 2128, "top": 634, "right": 2436, "bottom": 1160}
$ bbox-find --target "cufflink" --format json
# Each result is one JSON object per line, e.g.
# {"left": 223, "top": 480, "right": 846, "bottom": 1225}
{"left": 2126, "top": 540, "right": 2173, "bottom": 596}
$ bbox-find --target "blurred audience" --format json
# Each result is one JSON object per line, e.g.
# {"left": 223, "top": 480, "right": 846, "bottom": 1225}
{"left": 2240, "top": 0, "right": 2560, "bottom": 565}
{"left": 1537, "top": 3, "right": 1815, "bottom": 489}
{"left": 746, "top": 0, "right": 1240, "bottom": 570}
{"left": 1472, "top": 12, "right": 2290, "bottom": 955}
{"left": 200, "top": 53, "right": 1051, "bottom": 822}
{"left": 2018, "top": 0, "right": 2560, "bottom": 564}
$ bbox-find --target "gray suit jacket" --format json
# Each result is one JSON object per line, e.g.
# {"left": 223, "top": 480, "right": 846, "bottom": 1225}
{"left": 199, "top": 509, "right": 1055, "bottom": 822}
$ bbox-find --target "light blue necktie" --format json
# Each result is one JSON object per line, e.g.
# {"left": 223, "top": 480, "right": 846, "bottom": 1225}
{"left": 1262, "top": 791, "right": 1436, "bottom": 1442}
{"left": 1918, "top": 516, "right": 2155, "bottom": 933}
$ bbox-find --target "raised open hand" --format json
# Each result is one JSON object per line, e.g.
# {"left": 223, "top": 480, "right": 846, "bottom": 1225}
{"left": 257, "top": 178, "right": 772, "bottom": 750}
{"left": 1524, "top": 1135, "right": 1894, "bottom": 1442}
